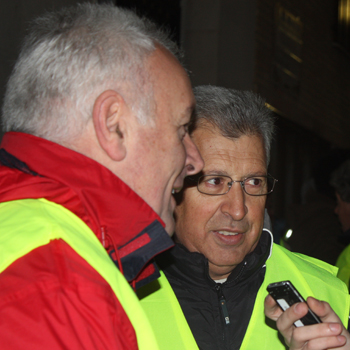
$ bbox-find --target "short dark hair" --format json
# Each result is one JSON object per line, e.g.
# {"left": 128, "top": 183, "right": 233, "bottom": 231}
{"left": 193, "top": 85, "right": 275, "bottom": 165}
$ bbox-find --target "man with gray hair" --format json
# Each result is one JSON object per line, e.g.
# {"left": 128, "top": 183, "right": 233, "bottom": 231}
{"left": 331, "top": 160, "right": 350, "bottom": 289}
{"left": 139, "top": 85, "right": 350, "bottom": 350}
{"left": 0, "top": 3, "right": 203, "bottom": 349}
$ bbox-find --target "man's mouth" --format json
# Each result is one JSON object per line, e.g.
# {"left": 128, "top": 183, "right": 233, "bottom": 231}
{"left": 216, "top": 230, "right": 240, "bottom": 236}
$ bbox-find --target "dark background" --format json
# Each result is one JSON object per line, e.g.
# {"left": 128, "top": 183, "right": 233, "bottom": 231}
{"left": 1, "top": 0, "right": 350, "bottom": 263}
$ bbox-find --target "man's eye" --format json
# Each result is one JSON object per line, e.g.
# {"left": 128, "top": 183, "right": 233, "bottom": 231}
{"left": 245, "top": 177, "right": 263, "bottom": 187}
{"left": 206, "top": 177, "right": 223, "bottom": 186}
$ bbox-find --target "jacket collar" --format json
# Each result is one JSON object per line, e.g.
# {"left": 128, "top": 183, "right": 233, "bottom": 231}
{"left": 0, "top": 132, "right": 174, "bottom": 288}
{"left": 157, "top": 229, "right": 272, "bottom": 287}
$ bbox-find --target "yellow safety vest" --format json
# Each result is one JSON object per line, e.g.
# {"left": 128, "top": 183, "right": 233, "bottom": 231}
{"left": 241, "top": 244, "right": 350, "bottom": 349}
{"left": 336, "top": 244, "right": 350, "bottom": 290}
{"left": 140, "top": 243, "right": 350, "bottom": 350}
{"left": 138, "top": 271, "right": 199, "bottom": 350}
{"left": 0, "top": 198, "right": 160, "bottom": 350}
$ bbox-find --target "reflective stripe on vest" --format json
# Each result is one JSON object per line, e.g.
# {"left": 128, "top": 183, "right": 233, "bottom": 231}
{"left": 0, "top": 198, "right": 160, "bottom": 350}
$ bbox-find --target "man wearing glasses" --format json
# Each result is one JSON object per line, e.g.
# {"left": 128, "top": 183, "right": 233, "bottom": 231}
{"left": 140, "top": 86, "right": 350, "bottom": 350}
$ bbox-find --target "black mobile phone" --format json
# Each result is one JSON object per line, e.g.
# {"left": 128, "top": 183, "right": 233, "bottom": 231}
{"left": 267, "top": 280, "right": 322, "bottom": 327}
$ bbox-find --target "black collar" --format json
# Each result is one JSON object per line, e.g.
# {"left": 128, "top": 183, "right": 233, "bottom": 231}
{"left": 157, "top": 230, "right": 272, "bottom": 287}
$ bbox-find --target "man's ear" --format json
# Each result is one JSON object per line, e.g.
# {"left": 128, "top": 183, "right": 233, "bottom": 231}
{"left": 93, "top": 90, "right": 128, "bottom": 161}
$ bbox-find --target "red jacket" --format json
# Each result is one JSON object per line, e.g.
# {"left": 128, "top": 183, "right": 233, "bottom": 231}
{"left": 0, "top": 132, "right": 174, "bottom": 349}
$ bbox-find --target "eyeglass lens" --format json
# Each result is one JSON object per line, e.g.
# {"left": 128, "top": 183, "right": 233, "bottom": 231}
{"left": 197, "top": 175, "right": 276, "bottom": 196}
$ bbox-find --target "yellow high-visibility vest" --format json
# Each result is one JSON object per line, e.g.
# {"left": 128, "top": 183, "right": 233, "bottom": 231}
{"left": 140, "top": 242, "right": 350, "bottom": 350}
{"left": 0, "top": 198, "right": 160, "bottom": 350}
{"left": 336, "top": 244, "right": 350, "bottom": 289}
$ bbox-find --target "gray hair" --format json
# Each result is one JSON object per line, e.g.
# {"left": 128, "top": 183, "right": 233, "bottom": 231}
{"left": 2, "top": 3, "right": 181, "bottom": 143}
{"left": 330, "top": 159, "right": 350, "bottom": 202}
{"left": 192, "top": 86, "right": 275, "bottom": 165}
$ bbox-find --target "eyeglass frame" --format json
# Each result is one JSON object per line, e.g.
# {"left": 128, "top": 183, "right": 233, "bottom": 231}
{"left": 188, "top": 174, "right": 278, "bottom": 197}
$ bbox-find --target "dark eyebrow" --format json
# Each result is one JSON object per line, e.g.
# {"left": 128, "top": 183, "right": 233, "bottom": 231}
{"left": 244, "top": 172, "right": 268, "bottom": 178}
{"left": 203, "top": 170, "right": 230, "bottom": 176}
{"left": 202, "top": 171, "right": 268, "bottom": 179}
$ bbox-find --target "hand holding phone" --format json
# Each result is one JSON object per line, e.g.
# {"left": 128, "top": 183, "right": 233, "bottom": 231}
{"left": 267, "top": 280, "right": 322, "bottom": 327}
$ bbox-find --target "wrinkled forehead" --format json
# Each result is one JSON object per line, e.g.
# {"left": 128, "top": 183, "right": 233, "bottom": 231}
{"left": 191, "top": 125, "right": 267, "bottom": 173}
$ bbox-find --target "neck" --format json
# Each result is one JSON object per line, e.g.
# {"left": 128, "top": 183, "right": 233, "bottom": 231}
{"left": 209, "top": 265, "right": 236, "bottom": 281}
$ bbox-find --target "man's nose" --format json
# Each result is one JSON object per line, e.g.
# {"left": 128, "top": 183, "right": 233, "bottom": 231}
{"left": 220, "top": 182, "right": 247, "bottom": 221}
{"left": 183, "top": 134, "right": 204, "bottom": 176}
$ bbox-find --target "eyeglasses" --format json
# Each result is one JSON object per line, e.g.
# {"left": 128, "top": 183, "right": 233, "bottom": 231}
{"left": 190, "top": 174, "right": 278, "bottom": 196}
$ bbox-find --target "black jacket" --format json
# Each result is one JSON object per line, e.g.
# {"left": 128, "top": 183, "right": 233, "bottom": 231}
{"left": 156, "top": 231, "right": 271, "bottom": 350}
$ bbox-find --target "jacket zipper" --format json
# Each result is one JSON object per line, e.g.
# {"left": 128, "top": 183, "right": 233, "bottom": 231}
{"left": 215, "top": 284, "right": 230, "bottom": 325}
{"left": 213, "top": 261, "right": 248, "bottom": 334}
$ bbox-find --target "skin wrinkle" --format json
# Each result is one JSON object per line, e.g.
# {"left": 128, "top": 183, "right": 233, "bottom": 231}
{"left": 175, "top": 123, "right": 266, "bottom": 280}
